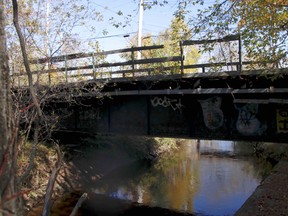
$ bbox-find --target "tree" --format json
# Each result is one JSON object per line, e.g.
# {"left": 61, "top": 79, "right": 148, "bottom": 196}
{"left": 124, "top": 17, "right": 200, "bottom": 74}
{"left": 152, "top": 17, "right": 200, "bottom": 71}
{"left": 4, "top": 0, "right": 106, "bottom": 85}
{"left": 0, "top": 0, "right": 21, "bottom": 214}
{"left": 1, "top": 0, "right": 106, "bottom": 214}
{"left": 234, "top": 0, "right": 287, "bottom": 66}
{"left": 172, "top": 0, "right": 288, "bottom": 68}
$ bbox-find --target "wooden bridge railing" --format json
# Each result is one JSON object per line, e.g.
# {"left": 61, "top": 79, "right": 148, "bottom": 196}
{"left": 11, "top": 34, "right": 255, "bottom": 87}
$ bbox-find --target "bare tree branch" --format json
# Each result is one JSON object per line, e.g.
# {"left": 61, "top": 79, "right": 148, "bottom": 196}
{"left": 42, "top": 144, "right": 63, "bottom": 216}
{"left": 12, "top": 0, "right": 42, "bottom": 118}
{"left": 69, "top": 193, "right": 88, "bottom": 216}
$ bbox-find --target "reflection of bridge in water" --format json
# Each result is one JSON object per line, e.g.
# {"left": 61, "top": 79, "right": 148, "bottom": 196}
{"left": 12, "top": 35, "right": 288, "bottom": 143}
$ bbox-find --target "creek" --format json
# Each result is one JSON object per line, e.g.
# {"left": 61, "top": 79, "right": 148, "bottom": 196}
{"left": 53, "top": 138, "right": 266, "bottom": 216}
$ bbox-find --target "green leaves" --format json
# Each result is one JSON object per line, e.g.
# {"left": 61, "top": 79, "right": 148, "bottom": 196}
{"left": 180, "top": 0, "right": 287, "bottom": 68}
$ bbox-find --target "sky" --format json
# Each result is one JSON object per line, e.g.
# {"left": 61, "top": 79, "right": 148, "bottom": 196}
{"left": 79, "top": 0, "right": 179, "bottom": 51}
{"left": 76, "top": 0, "right": 215, "bottom": 51}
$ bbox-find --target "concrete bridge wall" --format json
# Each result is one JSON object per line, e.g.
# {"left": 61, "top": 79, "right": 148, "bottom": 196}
{"left": 55, "top": 94, "right": 288, "bottom": 143}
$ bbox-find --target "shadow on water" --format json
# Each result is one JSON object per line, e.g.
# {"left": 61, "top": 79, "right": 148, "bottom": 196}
{"left": 80, "top": 193, "right": 195, "bottom": 216}
{"left": 46, "top": 137, "right": 272, "bottom": 216}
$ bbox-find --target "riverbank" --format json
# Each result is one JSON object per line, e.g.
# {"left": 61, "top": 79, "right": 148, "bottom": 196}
{"left": 234, "top": 160, "right": 288, "bottom": 216}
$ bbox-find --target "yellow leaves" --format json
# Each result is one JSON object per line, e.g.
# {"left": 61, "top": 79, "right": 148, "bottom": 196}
{"left": 265, "top": 0, "right": 288, "bottom": 6}
{"left": 191, "top": 0, "right": 287, "bottom": 66}
{"left": 236, "top": 0, "right": 287, "bottom": 32}
{"left": 238, "top": 19, "right": 246, "bottom": 28}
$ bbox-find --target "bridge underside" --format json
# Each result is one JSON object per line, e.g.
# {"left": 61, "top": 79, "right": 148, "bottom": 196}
{"left": 52, "top": 95, "right": 288, "bottom": 143}
{"left": 47, "top": 69, "right": 288, "bottom": 143}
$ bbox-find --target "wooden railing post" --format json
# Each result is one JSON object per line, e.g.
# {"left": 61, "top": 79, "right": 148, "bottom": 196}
{"left": 48, "top": 58, "right": 51, "bottom": 86}
{"left": 238, "top": 33, "right": 242, "bottom": 74}
{"left": 65, "top": 55, "right": 68, "bottom": 83}
{"left": 10, "top": 63, "right": 14, "bottom": 87}
{"left": 131, "top": 47, "right": 135, "bottom": 77}
{"left": 48, "top": 70, "right": 51, "bottom": 86}
{"left": 24, "top": 38, "right": 261, "bottom": 83}
{"left": 92, "top": 53, "right": 96, "bottom": 80}
{"left": 180, "top": 41, "right": 184, "bottom": 75}
{"left": 36, "top": 59, "right": 40, "bottom": 84}
{"left": 17, "top": 63, "right": 20, "bottom": 87}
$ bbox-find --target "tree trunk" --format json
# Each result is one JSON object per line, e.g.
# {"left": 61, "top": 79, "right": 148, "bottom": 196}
{"left": 0, "top": 0, "right": 20, "bottom": 215}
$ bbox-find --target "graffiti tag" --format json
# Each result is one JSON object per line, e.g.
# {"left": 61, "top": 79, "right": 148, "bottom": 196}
{"left": 81, "top": 108, "right": 102, "bottom": 121}
{"left": 151, "top": 96, "right": 183, "bottom": 111}
{"left": 277, "top": 109, "right": 288, "bottom": 133}
{"left": 235, "top": 104, "right": 266, "bottom": 135}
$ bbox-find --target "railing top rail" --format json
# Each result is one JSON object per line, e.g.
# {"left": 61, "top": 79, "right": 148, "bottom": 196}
{"left": 22, "top": 56, "right": 183, "bottom": 75}
{"left": 182, "top": 34, "right": 240, "bottom": 46}
{"left": 30, "top": 34, "right": 241, "bottom": 65}
{"left": 13, "top": 34, "right": 283, "bottom": 88}
{"left": 29, "top": 44, "right": 165, "bottom": 64}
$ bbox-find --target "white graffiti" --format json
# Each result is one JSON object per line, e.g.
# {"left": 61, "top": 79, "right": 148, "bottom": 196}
{"left": 198, "top": 97, "right": 224, "bottom": 130}
{"left": 235, "top": 104, "right": 266, "bottom": 135}
{"left": 151, "top": 96, "right": 183, "bottom": 111}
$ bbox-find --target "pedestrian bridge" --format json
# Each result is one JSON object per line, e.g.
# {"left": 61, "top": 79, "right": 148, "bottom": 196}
{"left": 46, "top": 68, "right": 288, "bottom": 144}
{"left": 12, "top": 35, "right": 288, "bottom": 143}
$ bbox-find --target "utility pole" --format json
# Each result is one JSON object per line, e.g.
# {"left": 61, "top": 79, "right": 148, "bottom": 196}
{"left": 137, "top": 0, "right": 144, "bottom": 60}
{"left": 46, "top": 0, "right": 51, "bottom": 84}
{"left": 45, "top": 0, "right": 50, "bottom": 57}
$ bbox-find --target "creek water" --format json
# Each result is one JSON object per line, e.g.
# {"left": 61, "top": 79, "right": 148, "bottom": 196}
{"left": 65, "top": 138, "right": 263, "bottom": 216}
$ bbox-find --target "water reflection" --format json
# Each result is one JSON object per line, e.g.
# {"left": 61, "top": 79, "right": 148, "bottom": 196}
{"left": 194, "top": 157, "right": 259, "bottom": 216}
{"left": 199, "top": 140, "right": 235, "bottom": 154}
{"left": 87, "top": 139, "right": 262, "bottom": 216}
